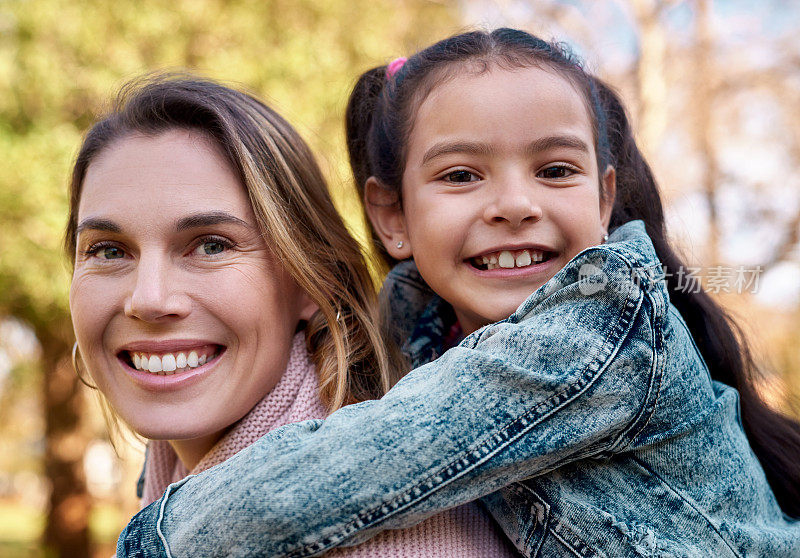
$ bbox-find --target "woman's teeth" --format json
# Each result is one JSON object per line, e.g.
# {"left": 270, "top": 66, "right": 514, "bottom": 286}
{"left": 474, "top": 249, "right": 546, "bottom": 270}
{"left": 130, "top": 349, "right": 218, "bottom": 375}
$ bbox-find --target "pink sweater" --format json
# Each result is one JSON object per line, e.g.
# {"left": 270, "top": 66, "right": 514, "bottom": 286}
{"left": 141, "top": 333, "right": 516, "bottom": 557}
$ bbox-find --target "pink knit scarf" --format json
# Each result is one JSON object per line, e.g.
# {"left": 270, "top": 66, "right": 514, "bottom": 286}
{"left": 141, "top": 333, "right": 516, "bottom": 557}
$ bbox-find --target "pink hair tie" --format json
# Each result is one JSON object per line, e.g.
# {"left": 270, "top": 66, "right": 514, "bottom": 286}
{"left": 386, "top": 57, "right": 407, "bottom": 80}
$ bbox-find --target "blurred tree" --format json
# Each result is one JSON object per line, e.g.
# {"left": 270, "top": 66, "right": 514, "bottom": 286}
{"left": 629, "top": 0, "right": 670, "bottom": 163}
{"left": 0, "top": 1, "right": 456, "bottom": 556}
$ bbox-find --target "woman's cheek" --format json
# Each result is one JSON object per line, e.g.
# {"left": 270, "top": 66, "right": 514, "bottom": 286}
{"left": 69, "top": 273, "right": 117, "bottom": 376}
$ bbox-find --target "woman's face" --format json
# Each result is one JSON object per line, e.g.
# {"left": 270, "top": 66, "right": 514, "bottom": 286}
{"left": 70, "top": 129, "right": 315, "bottom": 464}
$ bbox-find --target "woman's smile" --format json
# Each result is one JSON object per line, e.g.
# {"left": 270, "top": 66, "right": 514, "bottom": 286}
{"left": 69, "top": 129, "right": 316, "bottom": 457}
{"left": 125, "top": 344, "right": 222, "bottom": 375}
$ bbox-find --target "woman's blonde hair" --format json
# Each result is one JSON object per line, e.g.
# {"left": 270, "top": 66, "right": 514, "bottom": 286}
{"left": 65, "top": 74, "right": 405, "bottom": 420}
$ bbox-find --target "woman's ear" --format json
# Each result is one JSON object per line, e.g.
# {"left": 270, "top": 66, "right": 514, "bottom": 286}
{"left": 364, "top": 176, "right": 412, "bottom": 259}
{"left": 600, "top": 165, "right": 617, "bottom": 230}
{"left": 298, "top": 294, "right": 319, "bottom": 322}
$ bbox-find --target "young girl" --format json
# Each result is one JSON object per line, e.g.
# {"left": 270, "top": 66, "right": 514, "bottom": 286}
{"left": 68, "top": 75, "right": 517, "bottom": 556}
{"left": 118, "top": 31, "right": 800, "bottom": 557}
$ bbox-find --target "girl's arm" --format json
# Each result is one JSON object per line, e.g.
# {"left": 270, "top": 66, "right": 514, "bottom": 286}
{"left": 117, "top": 224, "right": 664, "bottom": 558}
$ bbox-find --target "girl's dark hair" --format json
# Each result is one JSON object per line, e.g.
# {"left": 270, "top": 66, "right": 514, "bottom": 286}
{"left": 346, "top": 28, "right": 800, "bottom": 517}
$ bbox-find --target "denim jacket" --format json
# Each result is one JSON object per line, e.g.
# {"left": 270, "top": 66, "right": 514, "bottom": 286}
{"left": 118, "top": 220, "right": 800, "bottom": 557}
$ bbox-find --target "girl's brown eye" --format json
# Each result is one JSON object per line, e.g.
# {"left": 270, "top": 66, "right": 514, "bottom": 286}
{"left": 444, "top": 170, "right": 478, "bottom": 183}
{"left": 539, "top": 165, "right": 574, "bottom": 179}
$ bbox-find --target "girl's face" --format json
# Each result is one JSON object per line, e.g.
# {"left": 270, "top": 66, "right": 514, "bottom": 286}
{"left": 369, "top": 65, "right": 615, "bottom": 334}
{"left": 70, "top": 129, "right": 316, "bottom": 468}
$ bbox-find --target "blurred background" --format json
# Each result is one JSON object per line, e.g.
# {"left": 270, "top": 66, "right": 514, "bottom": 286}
{"left": 1, "top": 0, "right": 799, "bottom": 556}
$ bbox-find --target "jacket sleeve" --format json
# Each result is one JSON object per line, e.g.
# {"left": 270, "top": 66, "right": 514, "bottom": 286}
{"left": 117, "top": 247, "right": 663, "bottom": 558}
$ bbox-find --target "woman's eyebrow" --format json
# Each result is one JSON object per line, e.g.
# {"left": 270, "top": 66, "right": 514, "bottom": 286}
{"left": 75, "top": 218, "right": 121, "bottom": 235}
{"left": 175, "top": 211, "right": 252, "bottom": 231}
{"left": 75, "top": 212, "right": 252, "bottom": 235}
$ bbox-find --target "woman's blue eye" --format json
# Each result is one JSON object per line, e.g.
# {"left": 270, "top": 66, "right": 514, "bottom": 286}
{"left": 99, "top": 246, "right": 124, "bottom": 259}
{"left": 202, "top": 241, "right": 226, "bottom": 255}
{"left": 444, "top": 170, "right": 478, "bottom": 183}
{"left": 539, "top": 166, "right": 574, "bottom": 179}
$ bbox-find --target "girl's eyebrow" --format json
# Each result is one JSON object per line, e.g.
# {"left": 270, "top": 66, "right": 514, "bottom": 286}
{"left": 420, "top": 135, "right": 590, "bottom": 165}
{"left": 525, "top": 135, "right": 589, "bottom": 155}
{"left": 421, "top": 142, "right": 497, "bottom": 165}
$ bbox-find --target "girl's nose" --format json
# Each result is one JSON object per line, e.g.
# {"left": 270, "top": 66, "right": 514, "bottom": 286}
{"left": 124, "top": 256, "right": 190, "bottom": 322}
{"left": 483, "top": 178, "right": 543, "bottom": 228}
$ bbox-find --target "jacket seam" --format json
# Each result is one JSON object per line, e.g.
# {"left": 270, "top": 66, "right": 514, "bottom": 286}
{"left": 287, "top": 270, "right": 645, "bottom": 557}
{"left": 630, "top": 456, "right": 744, "bottom": 558}
{"left": 609, "top": 291, "right": 665, "bottom": 453}
{"left": 512, "top": 482, "right": 607, "bottom": 558}
{"left": 587, "top": 247, "right": 665, "bottom": 455}
{"left": 548, "top": 529, "right": 585, "bottom": 557}
{"left": 506, "top": 482, "right": 549, "bottom": 555}
{"left": 626, "top": 291, "right": 666, "bottom": 446}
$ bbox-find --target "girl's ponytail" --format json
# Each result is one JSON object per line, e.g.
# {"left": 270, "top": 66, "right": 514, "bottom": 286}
{"left": 345, "top": 66, "right": 395, "bottom": 271}
{"left": 596, "top": 77, "right": 800, "bottom": 517}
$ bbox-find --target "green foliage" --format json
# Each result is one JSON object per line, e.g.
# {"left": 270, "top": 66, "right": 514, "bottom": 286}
{"left": 0, "top": 0, "right": 458, "bottom": 333}
{"left": 0, "top": 3, "right": 459, "bottom": 552}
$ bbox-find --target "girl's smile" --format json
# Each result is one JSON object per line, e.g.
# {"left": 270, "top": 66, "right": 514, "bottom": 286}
{"left": 371, "top": 65, "right": 615, "bottom": 334}
{"left": 465, "top": 245, "right": 561, "bottom": 281}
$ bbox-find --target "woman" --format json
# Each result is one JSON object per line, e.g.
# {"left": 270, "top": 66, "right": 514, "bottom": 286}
{"left": 67, "top": 74, "right": 516, "bottom": 556}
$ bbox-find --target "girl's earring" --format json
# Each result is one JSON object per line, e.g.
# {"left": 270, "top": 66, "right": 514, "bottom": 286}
{"left": 602, "top": 233, "right": 609, "bottom": 244}
{"left": 396, "top": 240, "right": 404, "bottom": 249}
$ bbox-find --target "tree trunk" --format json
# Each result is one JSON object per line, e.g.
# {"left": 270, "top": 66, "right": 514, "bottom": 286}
{"left": 41, "top": 332, "right": 92, "bottom": 558}
{"left": 693, "top": 0, "right": 721, "bottom": 265}
{"left": 631, "top": 0, "right": 669, "bottom": 160}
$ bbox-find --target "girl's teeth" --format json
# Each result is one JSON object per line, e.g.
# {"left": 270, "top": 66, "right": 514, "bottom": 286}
{"left": 476, "top": 249, "right": 546, "bottom": 270}
{"left": 187, "top": 351, "right": 199, "bottom": 368}
{"left": 176, "top": 352, "right": 187, "bottom": 369}
{"left": 498, "top": 251, "right": 515, "bottom": 268}
{"left": 133, "top": 354, "right": 141, "bottom": 369}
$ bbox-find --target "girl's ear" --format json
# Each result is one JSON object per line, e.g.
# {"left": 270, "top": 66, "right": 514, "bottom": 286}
{"left": 364, "top": 176, "right": 413, "bottom": 259}
{"left": 600, "top": 165, "right": 617, "bottom": 229}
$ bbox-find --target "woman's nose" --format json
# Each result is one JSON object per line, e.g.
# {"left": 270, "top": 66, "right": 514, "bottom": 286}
{"left": 124, "top": 255, "right": 190, "bottom": 322}
{"left": 483, "top": 177, "right": 543, "bottom": 228}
